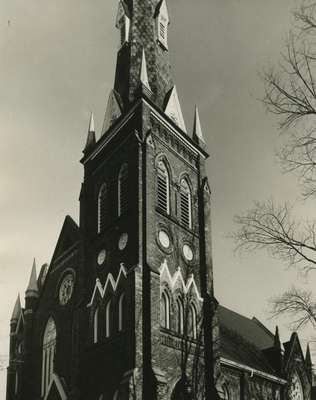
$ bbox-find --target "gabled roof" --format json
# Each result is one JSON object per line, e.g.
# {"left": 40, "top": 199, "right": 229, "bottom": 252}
{"left": 283, "top": 332, "right": 306, "bottom": 373}
{"left": 218, "top": 305, "right": 276, "bottom": 374}
{"left": 50, "top": 215, "right": 81, "bottom": 265}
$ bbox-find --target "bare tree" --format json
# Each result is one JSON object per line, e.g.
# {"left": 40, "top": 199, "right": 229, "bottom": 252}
{"left": 233, "top": 1, "right": 316, "bottom": 329}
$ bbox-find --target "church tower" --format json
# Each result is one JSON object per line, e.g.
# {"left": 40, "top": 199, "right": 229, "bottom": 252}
{"left": 6, "top": 1, "right": 217, "bottom": 400}
{"left": 79, "top": 0, "right": 215, "bottom": 399}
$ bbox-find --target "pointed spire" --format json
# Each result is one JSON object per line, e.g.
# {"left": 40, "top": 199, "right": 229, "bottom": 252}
{"left": 306, "top": 343, "right": 312, "bottom": 366}
{"left": 140, "top": 49, "right": 151, "bottom": 92}
{"left": 274, "top": 326, "right": 281, "bottom": 349}
{"left": 11, "top": 294, "right": 21, "bottom": 322}
{"left": 25, "top": 259, "right": 39, "bottom": 298}
{"left": 84, "top": 113, "right": 96, "bottom": 153}
{"left": 193, "top": 106, "right": 205, "bottom": 145}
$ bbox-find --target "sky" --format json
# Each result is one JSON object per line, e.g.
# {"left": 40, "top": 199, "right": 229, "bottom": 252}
{"left": 1, "top": 0, "right": 313, "bottom": 397}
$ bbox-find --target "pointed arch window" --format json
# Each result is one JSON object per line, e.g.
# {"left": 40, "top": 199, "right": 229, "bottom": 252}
{"left": 118, "top": 163, "right": 128, "bottom": 217}
{"left": 105, "top": 300, "right": 111, "bottom": 338}
{"left": 157, "top": 160, "right": 170, "bottom": 214}
{"left": 180, "top": 178, "right": 192, "bottom": 229}
{"left": 93, "top": 308, "right": 99, "bottom": 344}
{"left": 14, "top": 371, "right": 19, "bottom": 395}
{"left": 160, "top": 291, "right": 170, "bottom": 329}
{"left": 41, "top": 317, "right": 57, "bottom": 397}
{"left": 98, "top": 183, "right": 108, "bottom": 233}
{"left": 118, "top": 293, "right": 126, "bottom": 332}
{"left": 189, "top": 304, "right": 197, "bottom": 339}
{"left": 176, "top": 297, "right": 184, "bottom": 335}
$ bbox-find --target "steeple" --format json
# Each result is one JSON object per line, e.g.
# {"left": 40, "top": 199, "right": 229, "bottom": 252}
{"left": 10, "top": 294, "right": 21, "bottom": 323}
{"left": 25, "top": 259, "right": 39, "bottom": 299}
{"left": 113, "top": 0, "right": 174, "bottom": 109}
{"left": 84, "top": 113, "right": 96, "bottom": 153}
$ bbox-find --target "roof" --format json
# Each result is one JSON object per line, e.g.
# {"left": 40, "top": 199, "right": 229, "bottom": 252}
{"left": 218, "top": 305, "right": 276, "bottom": 374}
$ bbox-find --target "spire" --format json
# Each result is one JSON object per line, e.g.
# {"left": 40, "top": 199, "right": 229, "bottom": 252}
{"left": 113, "top": 0, "right": 174, "bottom": 108}
{"left": 306, "top": 343, "right": 312, "bottom": 366}
{"left": 274, "top": 326, "right": 281, "bottom": 349}
{"left": 140, "top": 49, "right": 151, "bottom": 92}
{"left": 193, "top": 106, "right": 205, "bottom": 145}
{"left": 25, "top": 259, "right": 39, "bottom": 299}
{"left": 84, "top": 113, "right": 96, "bottom": 153}
{"left": 11, "top": 294, "right": 21, "bottom": 322}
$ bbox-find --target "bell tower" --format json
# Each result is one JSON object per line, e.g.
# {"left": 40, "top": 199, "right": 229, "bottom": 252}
{"left": 79, "top": 1, "right": 217, "bottom": 399}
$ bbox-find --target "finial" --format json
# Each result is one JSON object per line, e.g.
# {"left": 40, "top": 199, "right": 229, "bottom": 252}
{"left": 84, "top": 112, "right": 96, "bottom": 153}
{"left": 274, "top": 325, "right": 281, "bottom": 350}
{"left": 11, "top": 294, "right": 21, "bottom": 322}
{"left": 140, "top": 49, "right": 151, "bottom": 91}
{"left": 88, "top": 112, "right": 95, "bottom": 133}
{"left": 25, "top": 258, "right": 39, "bottom": 298}
{"left": 306, "top": 343, "right": 312, "bottom": 366}
{"left": 192, "top": 106, "right": 205, "bottom": 144}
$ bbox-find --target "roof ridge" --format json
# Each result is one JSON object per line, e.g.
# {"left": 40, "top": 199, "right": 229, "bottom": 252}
{"left": 252, "top": 317, "right": 275, "bottom": 340}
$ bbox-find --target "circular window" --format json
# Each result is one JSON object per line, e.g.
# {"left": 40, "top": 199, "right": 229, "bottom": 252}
{"left": 118, "top": 233, "right": 128, "bottom": 250}
{"left": 59, "top": 273, "right": 75, "bottom": 305}
{"left": 97, "top": 249, "right": 106, "bottom": 266}
{"left": 158, "top": 230, "right": 170, "bottom": 249}
{"left": 182, "top": 244, "right": 194, "bottom": 261}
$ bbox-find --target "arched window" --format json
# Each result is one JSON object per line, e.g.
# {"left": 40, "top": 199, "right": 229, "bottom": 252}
{"left": 98, "top": 183, "right": 107, "bottom": 233}
{"left": 189, "top": 304, "right": 197, "bottom": 339}
{"left": 118, "top": 293, "right": 126, "bottom": 332}
{"left": 157, "top": 160, "right": 170, "bottom": 214}
{"left": 180, "top": 178, "right": 192, "bottom": 229}
{"left": 14, "top": 371, "right": 18, "bottom": 395}
{"left": 160, "top": 291, "right": 170, "bottom": 329}
{"left": 176, "top": 297, "right": 184, "bottom": 335}
{"left": 41, "top": 317, "right": 57, "bottom": 397}
{"left": 105, "top": 300, "right": 111, "bottom": 338}
{"left": 93, "top": 308, "right": 99, "bottom": 344}
{"left": 118, "top": 163, "right": 128, "bottom": 217}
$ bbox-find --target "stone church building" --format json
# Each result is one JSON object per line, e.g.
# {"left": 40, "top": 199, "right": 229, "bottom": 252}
{"left": 6, "top": 1, "right": 313, "bottom": 399}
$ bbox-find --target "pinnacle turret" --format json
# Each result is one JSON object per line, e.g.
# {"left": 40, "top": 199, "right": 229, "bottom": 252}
{"left": 193, "top": 106, "right": 206, "bottom": 147}
{"left": 140, "top": 49, "right": 151, "bottom": 92}
{"left": 10, "top": 294, "right": 21, "bottom": 322}
{"left": 306, "top": 343, "right": 312, "bottom": 366}
{"left": 84, "top": 113, "right": 96, "bottom": 153}
{"left": 25, "top": 259, "right": 39, "bottom": 299}
{"left": 274, "top": 325, "right": 281, "bottom": 350}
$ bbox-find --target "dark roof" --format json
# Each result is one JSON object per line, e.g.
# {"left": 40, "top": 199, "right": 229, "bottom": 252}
{"left": 218, "top": 305, "right": 276, "bottom": 374}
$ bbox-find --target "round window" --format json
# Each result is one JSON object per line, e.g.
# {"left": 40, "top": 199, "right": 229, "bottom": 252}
{"left": 158, "top": 230, "right": 170, "bottom": 249}
{"left": 182, "top": 244, "right": 194, "bottom": 261}
{"left": 97, "top": 249, "right": 106, "bottom": 266}
{"left": 118, "top": 233, "right": 128, "bottom": 250}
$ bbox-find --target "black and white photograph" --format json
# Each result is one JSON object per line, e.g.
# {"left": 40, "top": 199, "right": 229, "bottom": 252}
{"left": 1, "top": 0, "right": 316, "bottom": 399}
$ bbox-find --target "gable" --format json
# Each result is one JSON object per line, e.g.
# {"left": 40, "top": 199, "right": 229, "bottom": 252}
{"left": 102, "top": 90, "right": 123, "bottom": 135}
{"left": 164, "top": 86, "right": 187, "bottom": 133}
{"left": 50, "top": 215, "right": 81, "bottom": 265}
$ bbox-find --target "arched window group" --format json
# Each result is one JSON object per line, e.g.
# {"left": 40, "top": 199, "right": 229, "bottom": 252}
{"left": 93, "top": 293, "right": 126, "bottom": 343}
{"left": 156, "top": 159, "right": 193, "bottom": 229}
{"left": 97, "top": 163, "right": 129, "bottom": 233}
{"left": 160, "top": 289, "right": 198, "bottom": 339}
{"left": 41, "top": 317, "right": 57, "bottom": 397}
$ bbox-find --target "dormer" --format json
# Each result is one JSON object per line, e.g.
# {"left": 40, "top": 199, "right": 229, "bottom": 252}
{"left": 155, "top": 0, "right": 170, "bottom": 50}
{"left": 116, "top": 1, "right": 131, "bottom": 48}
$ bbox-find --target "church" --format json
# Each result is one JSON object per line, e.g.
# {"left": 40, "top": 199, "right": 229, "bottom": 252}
{"left": 6, "top": 1, "right": 313, "bottom": 399}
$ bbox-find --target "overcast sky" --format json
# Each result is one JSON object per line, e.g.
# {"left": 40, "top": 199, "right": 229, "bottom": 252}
{"left": 1, "top": 0, "right": 313, "bottom": 397}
